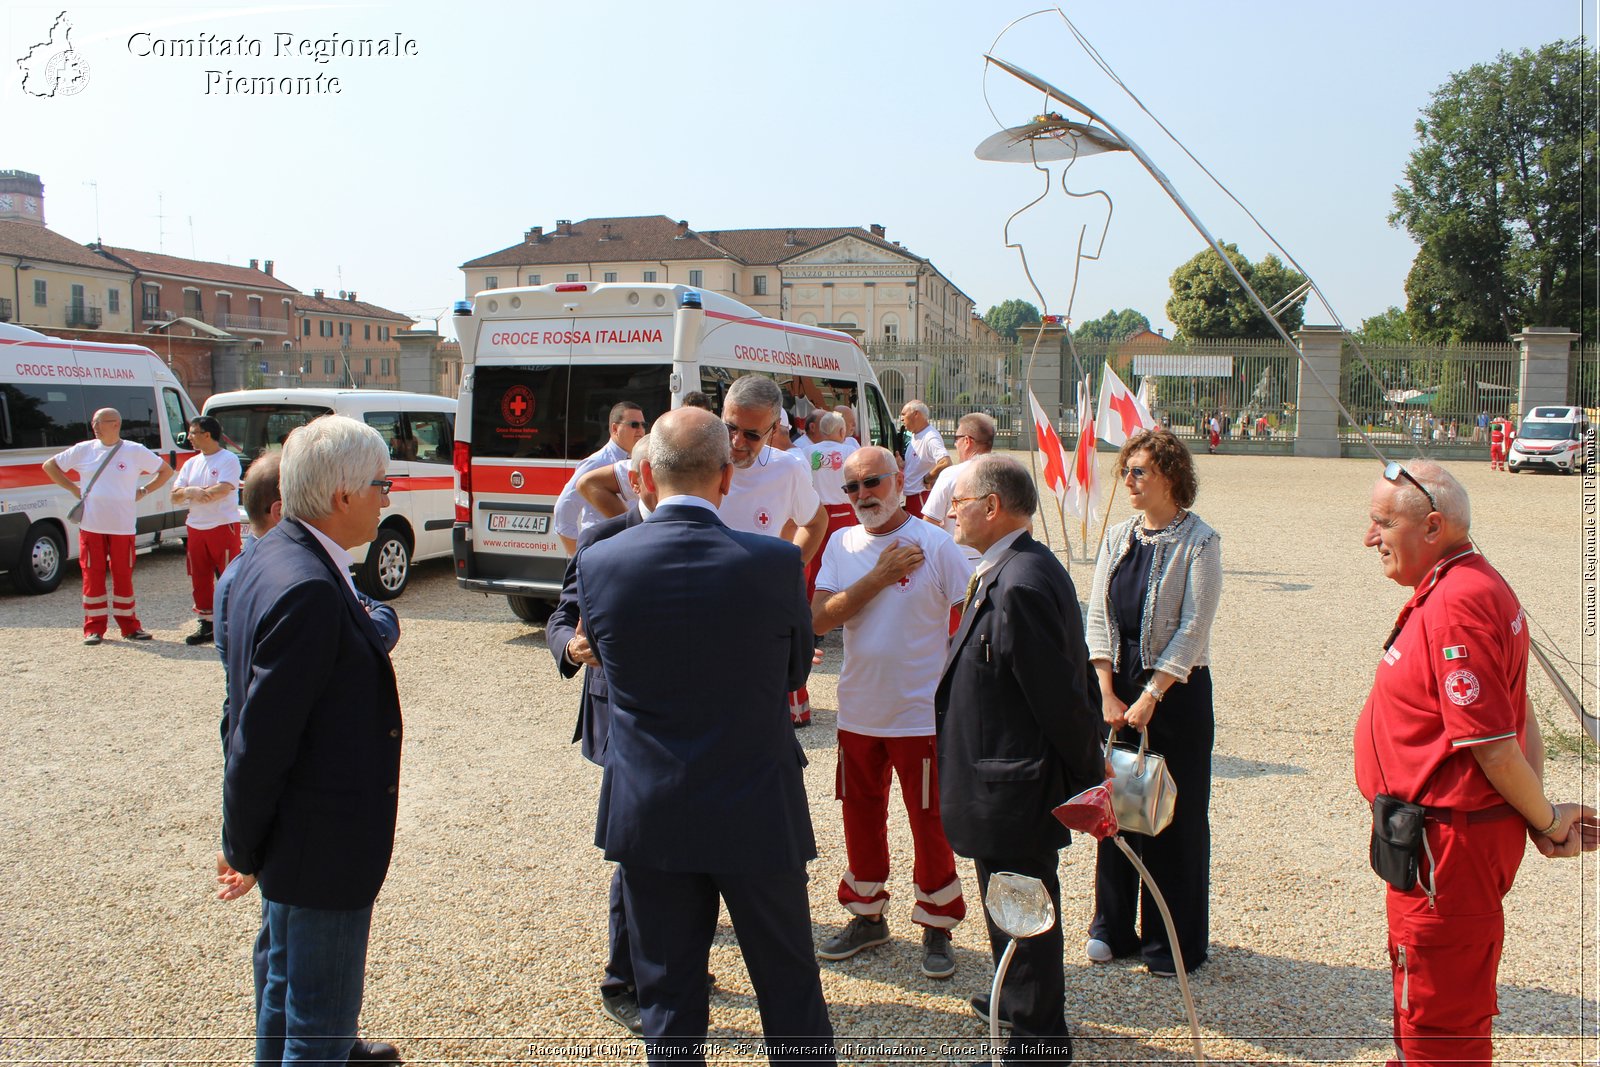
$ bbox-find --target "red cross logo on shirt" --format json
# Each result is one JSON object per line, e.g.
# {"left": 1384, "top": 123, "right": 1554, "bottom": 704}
{"left": 897, "top": 574, "right": 912, "bottom": 589}
{"left": 1444, "top": 669, "right": 1480, "bottom": 706}
{"left": 756, "top": 509, "right": 771, "bottom": 529}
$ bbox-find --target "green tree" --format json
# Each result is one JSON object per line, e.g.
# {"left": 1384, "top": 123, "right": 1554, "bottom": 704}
{"left": 1355, "top": 306, "right": 1414, "bottom": 347}
{"left": 1391, "top": 40, "right": 1597, "bottom": 342}
{"left": 1165, "top": 242, "right": 1307, "bottom": 338}
{"left": 983, "top": 298, "right": 1040, "bottom": 341}
{"left": 1073, "top": 307, "right": 1150, "bottom": 343}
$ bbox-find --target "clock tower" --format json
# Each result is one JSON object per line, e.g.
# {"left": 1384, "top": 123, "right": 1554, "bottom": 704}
{"left": 0, "top": 170, "right": 45, "bottom": 226}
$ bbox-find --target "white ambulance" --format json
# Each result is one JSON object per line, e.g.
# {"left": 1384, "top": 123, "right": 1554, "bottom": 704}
{"left": 202, "top": 388, "right": 457, "bottom": 599}
{"left": 0, "top": 322, "right": 200, "bottom": 594}
{"left": 451, "top": 283, "right": 897, "bottom": 621}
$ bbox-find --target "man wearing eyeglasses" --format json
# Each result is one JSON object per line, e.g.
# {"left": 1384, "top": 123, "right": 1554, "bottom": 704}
{"left": 898, "top": 400, "right": 950, "bottom": 519}
{"left": 554, "top": 401, "right": 647, "bottom": 554}
{"left": 720, "top": 375, "right": 829, "bottom": 725}
{"left": 923, "top": 412, "right": 995, "bottom": 566}
{"left": 811, "top": 446, "right": 972, "bottom": 978}
{"left": 219, "top": 415, "right": 404, "bottom": 1067}
{"left": 1356, "top": 459, "right": 1596, "bottom": 1067}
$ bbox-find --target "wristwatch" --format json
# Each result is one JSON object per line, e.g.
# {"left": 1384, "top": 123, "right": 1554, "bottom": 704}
{"left": 1537, "top": 805, "right": 1562, "bottom": 837}
{"left": 1143, "top": 682, "right": 1165, "bottom": 702}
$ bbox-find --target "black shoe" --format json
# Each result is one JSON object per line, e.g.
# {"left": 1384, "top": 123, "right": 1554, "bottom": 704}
{"left": 817, "top": 915, "right": 889, "bottom": 960}
{"left": 600, "top": 986, "right": 643, "bottom": 1035}
{"left": 969, "top": 995, "right": 1013, "bottom": 1032}
{"left": 185, "top": 620, "right": 214, "bottom": 646}
{"left": 346, "top": 1039, "right": 400, "bottom": 1063}
{"left": 921, "top": 926, "right": 955, "bottom": 979}
{"left": 126, "top": 629, "right": 153, "bottom": 641}
{"left": 83, "top": 633, "right": 102, "bottom": 646}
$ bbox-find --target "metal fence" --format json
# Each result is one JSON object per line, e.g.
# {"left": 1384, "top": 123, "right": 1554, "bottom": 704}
{"left": 1571, "top": 347, "right": 1600, "bottom": 412}
{"left": 1340, "top": 341, "right": 1520, "bottom": 450}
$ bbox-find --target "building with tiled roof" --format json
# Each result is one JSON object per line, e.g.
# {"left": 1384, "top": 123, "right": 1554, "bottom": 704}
{"left": 289, "top": 288, "right": 415, "bottom": 387}
{"left": 0, "top": 172, "right": 135, "bottom": 332}
{"left": 462, "top": 215, "right": 978, "bottom": 343}
{"left": 94, "top": 244, "right": 298, "bottom": 348}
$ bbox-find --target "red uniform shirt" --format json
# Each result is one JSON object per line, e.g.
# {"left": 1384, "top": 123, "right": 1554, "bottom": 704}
{"left": 1355, "top": 549, "right": 1528, "bottom": 810}
{"left": 1489, "top": 421, "right": 1508, "bottom": 448}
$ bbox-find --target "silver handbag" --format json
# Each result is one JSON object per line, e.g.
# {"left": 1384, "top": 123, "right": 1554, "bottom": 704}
{"left": 1105, "top": 730, "right": 1177, "bottom": 836}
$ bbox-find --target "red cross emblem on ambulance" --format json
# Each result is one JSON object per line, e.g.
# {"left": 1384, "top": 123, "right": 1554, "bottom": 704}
{"left": 1444, "top": 669, "right": 1480, "bottom": 706}
{"left": 755, "top": 509, "right": 772, "bottom": 529}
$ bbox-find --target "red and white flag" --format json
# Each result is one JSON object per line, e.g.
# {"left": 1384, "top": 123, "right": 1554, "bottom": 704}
{"left": 1066, "top": 377, "right": 1100, "bottom": 524}
{"left": 1096, "top": 364, "right": 1156, "bottom": 448}
{"left": 1027, "top": 388, "right": 1071, "bottom": 512}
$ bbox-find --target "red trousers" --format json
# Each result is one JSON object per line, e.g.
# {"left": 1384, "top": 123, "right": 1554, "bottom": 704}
{"left": 804, "top": 504, "right": 858, "bottom": 602}
{"left": 834, "top": 730, "right": 964, "bottom": 929}
{"left": 903, "top": 491, "right": 926, "bottom": 519}
{"left": 1384, "top": 813, "right": 1525, "bottom": 1067}
{"left": 1489, "top": 445, "right": 1505, "bottom": 470}
{"left": 79, "top": 531, "right": 140, "bottom": 637}
{"left": 186, "top": 524, "right": 241, "bottom": 620}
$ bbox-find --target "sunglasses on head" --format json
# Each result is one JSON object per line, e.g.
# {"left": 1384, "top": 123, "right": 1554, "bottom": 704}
{"left": 1383, "top": 461, "right": 1438, "bottom": 514}
{"left": 841, "top": 473, "right": 893, "bottom": 495}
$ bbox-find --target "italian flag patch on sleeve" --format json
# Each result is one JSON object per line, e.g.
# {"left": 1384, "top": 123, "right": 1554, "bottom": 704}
{"left": 1442, "top": 645, "right": 1468, "bottom": 660}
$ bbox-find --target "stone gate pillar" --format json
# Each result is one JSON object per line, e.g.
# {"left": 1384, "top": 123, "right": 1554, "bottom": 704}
{"left": 1514, "top": 326, "right": 1576, "bottom": 414}
{"left": 1293, "top": 325, "right": 1344, "bottom": 457}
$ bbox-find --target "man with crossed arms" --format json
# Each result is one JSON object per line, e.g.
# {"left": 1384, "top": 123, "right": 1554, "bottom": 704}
{"left": 812, "top": 446, "right": 972, "bottom": 979}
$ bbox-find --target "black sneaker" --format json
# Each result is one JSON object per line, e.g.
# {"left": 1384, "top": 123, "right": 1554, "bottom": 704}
{"left": 126, "top": 629, "right": 153, "bottom": 641}
{"left": 816, "top": 915, "right": 890, "bottom": 960}
{"left": 921, "top": 926, "right": 955, "bottom": 979}
{"left": 969, "top": 994, "right": 1013, "bottom": 1032}
{"left": 185, "top": 620, "right": 214, "bottom": 646}
{"left": 83, "top": 633, "right": 102, "bottom": 646}
{"left": 599, "top": 987, "right": 643, "bottom": 1035}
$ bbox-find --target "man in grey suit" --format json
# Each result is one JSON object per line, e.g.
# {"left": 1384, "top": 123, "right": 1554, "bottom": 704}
{"left": 935, "top": 455, "right": 1101, "bottom": 1064}
{"left": 574, "top": 407, "right": 833, "bottom": 1064}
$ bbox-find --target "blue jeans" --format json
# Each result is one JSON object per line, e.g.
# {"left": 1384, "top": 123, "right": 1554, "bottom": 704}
{"left": 256, "top": 900, "right": 372, "bottom": 1066}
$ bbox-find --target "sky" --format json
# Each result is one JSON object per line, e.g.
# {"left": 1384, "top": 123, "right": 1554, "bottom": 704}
{"left": 3, "top": 1, "right": 1591, "bottom": 341}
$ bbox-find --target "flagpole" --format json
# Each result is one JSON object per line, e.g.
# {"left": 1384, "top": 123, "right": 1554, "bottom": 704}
{"left": 1093, "top": 468, "right": 1118, "bottom": 557}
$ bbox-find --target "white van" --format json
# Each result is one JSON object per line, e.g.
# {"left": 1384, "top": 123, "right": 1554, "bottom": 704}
{"left": 0, "top": 322, "right": 200, "bottom": 594}
{"left": 202, "top": 388, "right": 457, "bottom": 598}
{"left": 1508, "top": 404, "right": 1591, "bottom": 474}
{"left": 451, "top": 282, "right": 898, "bottom": 620}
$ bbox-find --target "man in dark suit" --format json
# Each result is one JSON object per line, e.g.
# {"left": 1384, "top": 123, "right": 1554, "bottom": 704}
{"left": 575, "top": 406, "right": 834, "bottom": 1064}
{"left": 936, "top": 455, "right": 1101, "bottom": 1064}
{"left": 218, "top": 415, "right": 404, "bottom": 1066}
{"left": 547, "top": 436, "right": 653, "bottom": 1033}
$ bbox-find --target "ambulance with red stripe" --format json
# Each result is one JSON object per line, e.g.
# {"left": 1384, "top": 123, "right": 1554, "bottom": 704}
{"left": 0, "top": 322, "right": 200, "bottom": 594}
{"left": 202, "top": 387, "right": 456, "bottom": 599}
{"left": 450, "top": 283, "right": 898, "bottom": 621}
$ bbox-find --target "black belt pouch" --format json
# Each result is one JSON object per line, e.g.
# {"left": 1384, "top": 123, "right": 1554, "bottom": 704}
{"left": 1370, "top": 793, "right": 1426, "bottom": 891}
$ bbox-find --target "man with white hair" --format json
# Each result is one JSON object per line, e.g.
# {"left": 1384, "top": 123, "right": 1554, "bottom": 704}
{"left": 898, "top": 399, "right": 950, "bottom": 518}
{"left": 1356, "top": 458, "right": 1596, "bottom": 1067}
{"left": 721, "top": 375, "right": 829, "bottom": 725}
{"left": 812, "top": 446, "right": 971, "bottom": 978}
{"left": 804, "top": 412, "right": 858, "bottom": 604}
{"left": 218, "top": 415, "right": 404, "bottom": 1066}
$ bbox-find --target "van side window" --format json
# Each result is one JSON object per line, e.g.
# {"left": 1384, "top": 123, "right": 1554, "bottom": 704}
{"left": 163, "top": 389, "right": 187, "bottom": 448}
{"left": 406, "top": 411, "right": 453, "bottom": 464}
{"left": 363, "top": 411, "right": 406, "bottom": 461}
{"left": 1, "top": 383, "right": 84, "bottom": 448}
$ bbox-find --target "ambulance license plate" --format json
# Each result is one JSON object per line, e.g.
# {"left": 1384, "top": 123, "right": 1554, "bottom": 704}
{"left": 488, "top": 512, "right": 549, "bottom": 534}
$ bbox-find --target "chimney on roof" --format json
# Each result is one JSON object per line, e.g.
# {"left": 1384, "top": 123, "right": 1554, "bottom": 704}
{"left": 249, "top": 259, "right": 259, "bottom": 270}
{"left": 870, "top": 223, "right": 885, "bottom": 238}
{"left": 600, "top": 224, "right": 613, "bottom": 241}
{"left": 314, "top": 288, "right": 324, "bottom": 299}
{"left": 784, "top": 229, "right": 799, "bottom": 246}
{"left": 348, "top": 292, "right": 357, "bottom": 302}
{"left": 525, "top": 226, "right": 543, "bottom": 243}
{"left": 676, "top": 220, "right": 689, "bottom": 238}
{"left": 556, "top": 219, "right": 573, "bottom": 236}
{"left": 264, "top": 260, "right": 274, "bottom": 276}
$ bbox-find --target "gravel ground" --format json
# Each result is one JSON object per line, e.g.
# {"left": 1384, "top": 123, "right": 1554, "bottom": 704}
{"left": 1, "top": 452, "right": 1595, "bottom": 1066}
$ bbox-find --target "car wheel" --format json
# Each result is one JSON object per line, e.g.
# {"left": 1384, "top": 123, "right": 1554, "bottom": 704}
{"left": 12, "top": 522, "right": 66, "bottom": 595}
{"left": 508, "top": 594, "right": 555, "bottom": 624}
{"left": 358, "top": 527, "right": 410, "bottom": 600}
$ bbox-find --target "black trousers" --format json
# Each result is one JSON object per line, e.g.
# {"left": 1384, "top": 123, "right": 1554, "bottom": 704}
{"left": 973, "top": 853, "right": 1073, "bottom": 1064}
{"left": 1090, "top": 666, "right": 1214, "bottom": 973}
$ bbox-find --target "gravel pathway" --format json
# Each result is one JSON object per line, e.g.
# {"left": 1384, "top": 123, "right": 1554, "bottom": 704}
{"left": 1, "top": 452, "right": 1594, "bottom": 1065}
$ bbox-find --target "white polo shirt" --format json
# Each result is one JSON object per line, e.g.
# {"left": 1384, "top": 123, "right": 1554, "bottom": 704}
{"left": 51, "top": 438, "right": 163, "bottom": 536}
{"left": 722, "top": 445, "right": 820, "bottom": 537}
{"left": 922, "top": 459, "right": 981, "bottom": 564}
{"left": 175, "top": 449, "right": 242, "bottom": 530}
{"left": 553, "top": 438, "right": 628, "bottom": 539}
{"left": 904, "top": 424, "right": 949, "bottom": 491}
{"left": 817, "top": 515, "right": 973, "bottom": 735}
{"left": 809, "top": 440, "right": 852, "bottom": 506}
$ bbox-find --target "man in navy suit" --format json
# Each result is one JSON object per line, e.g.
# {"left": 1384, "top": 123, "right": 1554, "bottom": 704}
{"left": 575, "top": 406, "right": 834, "bottom": 1064}
{"left": 218, "top": 415, "right": 404, "bottom": 1066}
{"left": 936, "top": 455, "right": 1101, "bottom": 1064}
{"left": 547, "top": 435, "right": 654, "bottom": 1033}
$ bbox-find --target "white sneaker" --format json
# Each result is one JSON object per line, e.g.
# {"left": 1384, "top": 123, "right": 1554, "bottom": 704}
{"left": 1086, "top": 938, "right": 1115, "bottom": 963}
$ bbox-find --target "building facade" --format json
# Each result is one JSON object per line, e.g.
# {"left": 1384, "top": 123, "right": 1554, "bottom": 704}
{"left": 461, "top": 215, "right": 979, "bottom": 344}
{"left": 0, "top": 171, "right": 136, "bottom": 333}
{"left": 288, "top": 289, "right": 413, "bottom": 388}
